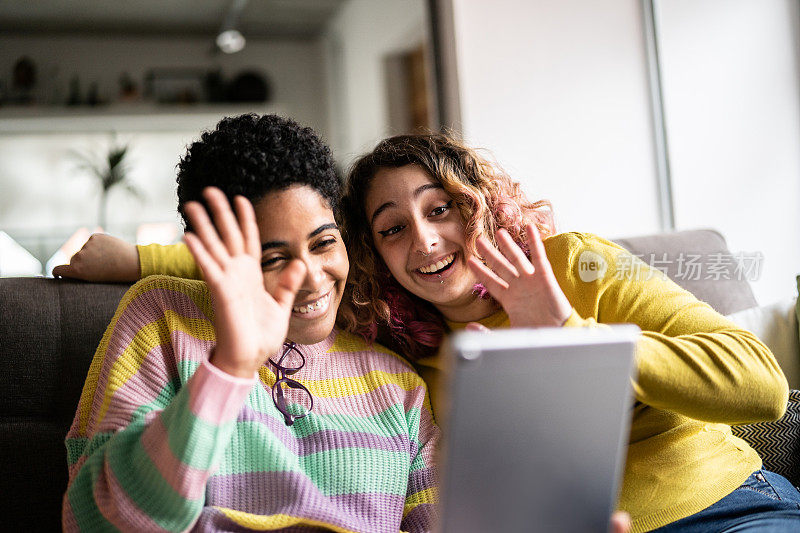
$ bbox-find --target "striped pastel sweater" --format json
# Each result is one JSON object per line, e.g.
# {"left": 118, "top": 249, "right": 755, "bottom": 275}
{"left": 63, "top": 275, "right": 438, "bottom": 532}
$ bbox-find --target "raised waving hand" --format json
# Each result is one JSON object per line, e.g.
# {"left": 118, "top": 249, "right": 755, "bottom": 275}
{"left": 183, "top": 187, "right": 306, "bottom": 378}
{"left": 467, "top": 224, "right": 571, "bottom": 328}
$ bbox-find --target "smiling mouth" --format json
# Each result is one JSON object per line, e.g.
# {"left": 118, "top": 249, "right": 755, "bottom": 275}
{"left": 292, "top": 292, "right": 331, "bottom": 314}
{"left": 417, "top": 252, "right": 456, "bottom": 275}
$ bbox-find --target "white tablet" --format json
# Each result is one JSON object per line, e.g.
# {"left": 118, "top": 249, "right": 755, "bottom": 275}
{"left": 436, "top": 325, "right": 638, "bottom": 533}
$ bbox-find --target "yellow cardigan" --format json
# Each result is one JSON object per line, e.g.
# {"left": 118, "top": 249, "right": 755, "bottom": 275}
{"left": 138, "top": 232, "right": 788, "bottom": 532}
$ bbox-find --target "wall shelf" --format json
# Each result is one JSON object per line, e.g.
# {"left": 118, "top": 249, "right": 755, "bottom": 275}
{"left": 0, "top": 103, "right": 284, "bottom": 134}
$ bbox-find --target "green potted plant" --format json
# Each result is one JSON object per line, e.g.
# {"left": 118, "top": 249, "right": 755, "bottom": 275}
{"left": 72, "top": 136, "right": 142, "bottom": 229}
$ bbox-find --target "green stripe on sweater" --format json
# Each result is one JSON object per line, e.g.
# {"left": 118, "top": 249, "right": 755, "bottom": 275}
{"left": 106, "top": 385, "right": 243, "bottom": 531}
{"left": 217, "top": 427, "right": 410, "bottom": 495}
{"left": 66, "top": 468, "right": 120, "bottom": 532}
{"left": 158, "top": 384, "right": 239, "bottom": 470}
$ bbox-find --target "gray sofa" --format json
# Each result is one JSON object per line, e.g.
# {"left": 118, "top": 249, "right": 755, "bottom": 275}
{"left": 0, "top": 229, "right": 794, "bottom": 531}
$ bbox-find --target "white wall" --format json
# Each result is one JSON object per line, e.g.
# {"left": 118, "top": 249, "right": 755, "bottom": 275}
{"left": 447, "top": 0, "right": 800, "bottom": 305}
{"left": 656, "top": 0, "right": 800, "bottom": 304}
{"left": 449, "top": 0, "right": 662, "bottom": 238}
{"left": 322, "top": 0, "right": 429, "bottom": 167}
{"left": 0, "top": 34, "right": 328, "bottom": 135}
{"left": 0, "top": 132, "right": 189, "bottom": 241}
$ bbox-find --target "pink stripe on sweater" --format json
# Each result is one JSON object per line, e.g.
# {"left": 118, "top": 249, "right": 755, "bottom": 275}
{"left": 91, "top": 340, "right": 427, "bottom": 432}
{"left": 418, "top": 405, "right": 437, "bottom": 448}
{"left": 67, "top": 456, "right": 88, "bottom": 486}
{"left": 62, "top": 495, "right": 78, "bottom": 531}
{"left": 89, "top": 290, "right": 210, "bottom": 427}
{"left": 288, "top": 382, "right": 429, "bottom": 419}
{"left": 102, "top": 288, "right": 208, "bottom": 367}
{"left": 169, "top": 327, "right": 215, "bottom": 364}
{"left": 298, "top": 351, "right": 417, "bottom": 382}
{"left": 188, "top": 359, "right": 256, "bottom": 425}
{"left": 93, "top": 455, "right": 170, "bottom": 532}
{"left": 402, "top": 382, "right": 437, "bottom": 445}
{"left": 93, "top": 332, "right": 210, "bottom": 434}
{"left": 140, "top": 416, "right": 212, "bottom": 500}
{"left": 94, "top": 345, "right": 175, "bottom": 433}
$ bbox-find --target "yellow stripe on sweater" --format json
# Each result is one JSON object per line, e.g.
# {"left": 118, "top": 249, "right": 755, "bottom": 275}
{"left": 77, "top": 278, "right": 167, "bottom": 434}
{"left": 257, "top": 367, "right": 425, "bottom": 398}
{"left": 89, "top": 312, "right": 215, "bottom": 431}
{"left": 403, "top": 487, "right": 438, "bottom": 517}
{"left": 329, "top": 330, "right": 411, "bottom": 364}
{"left": 216, "top": 508, "right": 359, "bottom": 532}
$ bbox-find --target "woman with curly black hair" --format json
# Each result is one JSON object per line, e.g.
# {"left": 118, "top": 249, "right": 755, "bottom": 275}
{"left": 60, "top": 115, "right": 438, "bottom": 532}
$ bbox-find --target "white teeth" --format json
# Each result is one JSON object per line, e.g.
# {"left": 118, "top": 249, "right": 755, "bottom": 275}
{"left": 293, "top": 293, "right": 329, "bottom": 314}
{"left": 418, "top": 253, "right": 455, "bottom": 274}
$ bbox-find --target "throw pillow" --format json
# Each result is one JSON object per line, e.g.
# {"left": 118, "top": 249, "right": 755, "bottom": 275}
{"left": 726, "top": 297, "right": 800, "bottom": 389}
{"left": 732, "top": 390, "right": 800, "bottom": 487}
{"left": 796, "top": 275, "right": 800, "bottom": 368}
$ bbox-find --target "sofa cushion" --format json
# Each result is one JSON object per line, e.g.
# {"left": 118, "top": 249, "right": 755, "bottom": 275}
{"left": 732, "top": 390, "right": 800, "bottom": 487}
{"left": 726, "top": 298, "right": 800, "bottom": 389}
{"left": 0, "top": 420, "right": 70, "bottom": 530}
{"left": 0, "top": 278, "right": 130, "bottom": 531}
{"left": 796, "top": 275, "right": 800, "bottom": 363}
{"left": 0, "top": 279, "right": 130, "bottom": 423}
{"left": 613, "top": 229, "right": 758, "bottom": 315}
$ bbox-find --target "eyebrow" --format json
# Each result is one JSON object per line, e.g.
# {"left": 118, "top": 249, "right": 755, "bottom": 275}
{"left": 261, "top": 223, "right": 339, "bottom": 251}
{"left": 370, "top": 183, "right": 443, "bottom": 226}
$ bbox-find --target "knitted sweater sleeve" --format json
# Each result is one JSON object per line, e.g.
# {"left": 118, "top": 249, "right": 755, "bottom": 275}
{"left": 546, "top": 232, "right": 788, "bottom": 425}
{"left": 138, "top": 243, "right": 202, "bottom": 279}
{"left": 400, "top": 378, "right": 440, "bottom": 532}
{"left": 62, "top": 276, "right": 255, "bottom": 531}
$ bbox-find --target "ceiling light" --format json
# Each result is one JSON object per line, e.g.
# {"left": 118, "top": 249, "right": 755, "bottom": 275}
{"left": 216, "top": 0, "right": 249, "bottom": 54}
{"left": 216, "top": 29, "right": 246, "bottom": 54}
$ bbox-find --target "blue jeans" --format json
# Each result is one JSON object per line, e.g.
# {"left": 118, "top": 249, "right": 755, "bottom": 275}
{"left": 654, "top": 470, "right": 800, "bottom": 532}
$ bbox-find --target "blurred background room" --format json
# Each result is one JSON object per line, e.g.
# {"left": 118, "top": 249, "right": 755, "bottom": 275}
{"left": 1, "top": 0, "right": 798, "bottom": 306}
{"left": 0, "top": 0, "right": 436, "bottom": 276}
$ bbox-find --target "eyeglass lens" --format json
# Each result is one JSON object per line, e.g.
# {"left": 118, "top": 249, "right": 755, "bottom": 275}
{"left": 270, "top": 343, "right": 313, "bottom": 426}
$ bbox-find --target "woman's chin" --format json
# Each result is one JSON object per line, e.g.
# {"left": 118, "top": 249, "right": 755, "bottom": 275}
{"left": 413, "top": 274, "right": 481, "bottom": 308}
{"left": 287, "top": 312, "right": 337, "bottom": 345}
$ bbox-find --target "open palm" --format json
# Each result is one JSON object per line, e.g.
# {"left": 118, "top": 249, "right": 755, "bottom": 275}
{"left": 467, "top": 225, "right": 571, "bottom": 328}
{"left": 183, "top": 187, "right": 305, "bottom": 378}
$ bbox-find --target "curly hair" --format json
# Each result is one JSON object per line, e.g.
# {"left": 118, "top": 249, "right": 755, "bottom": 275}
{"left": 339, "top": 132, "right": 555, "bottom": 360}
{"left": 176, "top": 113, "right": 340, "bottom": 230}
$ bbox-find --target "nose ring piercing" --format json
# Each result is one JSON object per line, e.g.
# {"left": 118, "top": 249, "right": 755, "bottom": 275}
{"left": 420, "top": 250, "right": 430, "bottom": 257}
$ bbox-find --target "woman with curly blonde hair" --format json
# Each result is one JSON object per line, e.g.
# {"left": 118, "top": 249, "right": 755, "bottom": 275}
{"left": 339, "top": 133, "right": 557, "bottom": 361}
{"left": 339, "top": 132, "right": 799, "bottom": 533}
